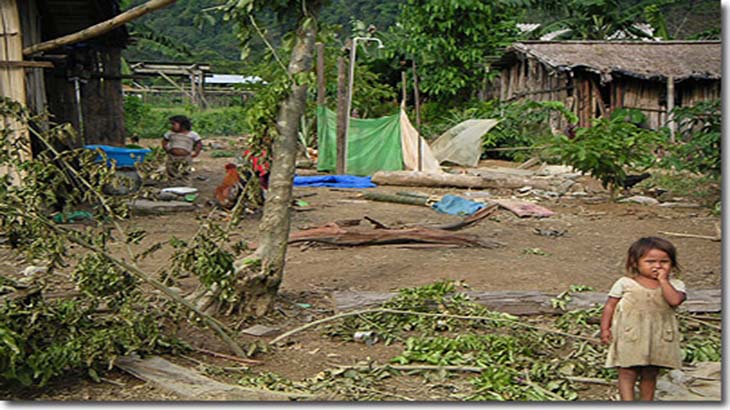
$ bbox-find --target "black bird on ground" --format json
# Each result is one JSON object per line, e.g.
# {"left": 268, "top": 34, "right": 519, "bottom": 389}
{"left": 621, "top": 172, "right": 651, "bottom": 189}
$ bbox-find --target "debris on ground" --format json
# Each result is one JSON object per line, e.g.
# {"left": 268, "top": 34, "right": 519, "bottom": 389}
{"left": 129, "top": 199, "right": 196, "bottom": 214}
{"left": 241, "top": 325, "right": 281, "bottom": 337}
{"left": 115, "top": 356, "right": 309, "bottom": 401}
{"left": 533, "top": 228, "right": 566, "bottom": 238}
{"left": 52, "top": 210, "right": 93, "bottom": 224}
{"left": 655, "top": 362, "right": 721, "bottom": 401}
{"left": 293, "top": 175, "right": 376, "bottom": 189}
{"left": 619, "top": 195, "right": 659, "bottom": 205}
{"left": 288, "top": 221, "right": 502, "bottom": 249}
{"left": 430, "top": 195, "right": 485, "bottom": 216}
{"left": 493, "top": 199, "right": 555, "bottom": 218}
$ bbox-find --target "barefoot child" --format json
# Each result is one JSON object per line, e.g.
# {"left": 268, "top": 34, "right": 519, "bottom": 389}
{"left": 600, "top": 237, "right": 686, "bottom": 401}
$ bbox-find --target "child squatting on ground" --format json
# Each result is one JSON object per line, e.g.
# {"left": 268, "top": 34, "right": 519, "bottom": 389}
{"left": 600, "top": 236, "right": 687, "bottom": 401}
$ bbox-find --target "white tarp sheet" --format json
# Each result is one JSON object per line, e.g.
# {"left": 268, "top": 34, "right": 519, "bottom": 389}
{"left": 399, "top": 106, "right": 442, "bottom": 173}
{"left": 430, "top": 119, "right": 499, "bottom": 167}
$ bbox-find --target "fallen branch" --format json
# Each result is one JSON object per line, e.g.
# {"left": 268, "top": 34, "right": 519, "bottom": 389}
{"left": 360, "top": 191, "right": 430, "bottom": 206}
{"left": 565, "top": 376, "right": 613, "bottom": 386}
{"left": 269, "top": 308, "right": 601, "bottom": 346}
{"left": 363, "top": 216, "right": 390, "bottom": 229}
{"left": 423, "top": 203, "right": 499, "bottom": 231}
{"left": 11, "top": 209, "right": 247, "bottom": 358}
{"left": 192, "top": 346, "right": 263, "bottom": 365}
{"left": 679, "top": 314, "right": 722, "bottom": 331}
{"left": 289, "top": 223, "right": 501, "bottom": 248}
{"left": 334, "top": 363, "right": 484, "bottom": 373}
{"left": 658, "top": 231, "right": 721, "bottom": 242}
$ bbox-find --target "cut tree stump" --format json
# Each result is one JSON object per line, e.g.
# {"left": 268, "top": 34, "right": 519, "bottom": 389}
{"left": 331, "top": 289, "right": 721, "bottom": 315}
{"left": 116, "top": 356, "right": 312, "bottom": 401}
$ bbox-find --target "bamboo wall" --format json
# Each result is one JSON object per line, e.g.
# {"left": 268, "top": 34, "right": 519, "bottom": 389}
{"left": 17, "top": 0, "right": 45, "bottom": 120}
{"left": 0, "top": 0, "right": 30, "bottom": 175}
{"left": 499, "top": 57, "right": 571, "bottom": 130}
{"left": 499, "top": 56, "right": 721, "bottom": 131}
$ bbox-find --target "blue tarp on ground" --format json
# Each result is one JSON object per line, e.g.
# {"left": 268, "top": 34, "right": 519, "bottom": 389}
{"left": 431, "top": 194, "right": 485, "bottom": 216}
{"left": 293, "top": 175, "right": 376, "bottom": 188}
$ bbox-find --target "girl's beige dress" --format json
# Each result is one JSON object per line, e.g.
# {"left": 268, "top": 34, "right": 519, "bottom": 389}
{"left": 605, "top": 277, "right": 686, "bottom": 369}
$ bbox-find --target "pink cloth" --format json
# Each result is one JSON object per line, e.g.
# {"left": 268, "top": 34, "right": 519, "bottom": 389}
{"left": 494, "top": 199, "right": 555, "bottom": 218}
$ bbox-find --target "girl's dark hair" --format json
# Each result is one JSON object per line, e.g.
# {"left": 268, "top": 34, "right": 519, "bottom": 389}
{"left": 169, "top": 115, "right": 192, "bottom": 131}
{"left": 625, "top": 236, "right": 680, "bottom": 274}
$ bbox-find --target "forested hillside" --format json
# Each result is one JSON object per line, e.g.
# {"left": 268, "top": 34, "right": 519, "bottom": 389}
{"left": 122, "top": 0, "right": 406, "bottom": 64}
{"left": 122, "top": 0, "right": 720, "bottom": 68}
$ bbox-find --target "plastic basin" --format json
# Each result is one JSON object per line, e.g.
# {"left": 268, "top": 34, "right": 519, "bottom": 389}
{"left": 84, "top": 144, "right": 151, "bottom": 168}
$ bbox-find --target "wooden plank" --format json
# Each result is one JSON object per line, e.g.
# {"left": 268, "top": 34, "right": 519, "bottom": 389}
{"left": 0, "top": 60, "right": 52, "bottom": 68}
{"left": 116, "top": 356, "right": 312, "bottom": 401}
{"left": 332, "top": 289, "right": 722, "bottom": 315}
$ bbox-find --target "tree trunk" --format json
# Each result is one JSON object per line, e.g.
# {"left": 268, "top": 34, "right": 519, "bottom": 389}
{"left": 234, "top": 23, "right": 317, "bottom": 317}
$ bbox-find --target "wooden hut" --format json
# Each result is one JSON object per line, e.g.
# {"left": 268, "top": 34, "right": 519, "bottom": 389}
{"left": 494, "top": 41, "right": 722, "bottom": 133}
{"left": 2, "top": 0, "right": 129, "bottom": 148}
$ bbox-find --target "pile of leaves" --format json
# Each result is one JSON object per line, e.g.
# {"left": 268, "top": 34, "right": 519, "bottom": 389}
{"left": 234, "top": 280, "right": 720, "bottom": 401}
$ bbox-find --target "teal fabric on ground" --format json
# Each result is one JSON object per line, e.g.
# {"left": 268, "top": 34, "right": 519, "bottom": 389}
{"left": 431, "top": 194, "right": 485, "bottom": 216}
{"left": 316, "top": 106, "right": 404, "bottom": 176}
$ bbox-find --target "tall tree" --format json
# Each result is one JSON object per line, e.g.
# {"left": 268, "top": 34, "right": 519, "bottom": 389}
{"left": 385, "top": 0, "right": 521, "bottom": 102}
{"left": 528, "top": 0, "right": 677, "bottom": 40}
{"left": 219, "top": 0, "right": 322, "bottom": 317}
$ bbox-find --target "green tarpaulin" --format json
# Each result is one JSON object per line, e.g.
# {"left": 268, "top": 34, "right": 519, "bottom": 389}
{"left": 316, "top": 105, "right": 404, "bottom": 176}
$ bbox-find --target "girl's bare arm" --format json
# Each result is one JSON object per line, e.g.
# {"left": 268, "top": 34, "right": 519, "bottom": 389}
{"left": 657, "top": 270, "right": 686, "bottom": 306}
{"left": 600, "top": 297, "right": 620, "bottom": 344}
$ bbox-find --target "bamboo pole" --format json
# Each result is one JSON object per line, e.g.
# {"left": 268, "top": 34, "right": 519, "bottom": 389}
{"left": 23, "top": 0, "right": 177, "bottom": 56}
{"left": 316, "top": 42, "right": 325, "bottom": 105}
{"left": 667, "top": 76, "right": 675, "bottom": 142}
{"left": 401, "top": 70, "right": 407, "bottom": 105}
{"left": 335, "top": 56, "right": 347, "bottom": 175}
{"left": 0, "top": 0, "right": 29, "bottom": 185}
{"left": 411, "top": 60, "right": 422, "bottom": 172}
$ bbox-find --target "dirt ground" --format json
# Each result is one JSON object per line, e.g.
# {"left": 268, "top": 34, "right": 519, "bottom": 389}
{"left": 1, "top": 137, "right": 722, "bottom": 401}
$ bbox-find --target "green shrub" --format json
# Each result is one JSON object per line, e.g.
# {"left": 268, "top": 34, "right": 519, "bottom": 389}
{"left": 547, "top": 109, "right": 663, "bottom": 196}
{"left": 123, "top": 96, "right": 250, "bottom": 139}
{"left": 662, "top": 99, "right": 721, "bottom": 177}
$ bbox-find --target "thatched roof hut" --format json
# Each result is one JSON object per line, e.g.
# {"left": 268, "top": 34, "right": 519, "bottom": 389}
{"left": 494, "top": 41, "right": 721, "bottom": 130}
{"left": 501, "top": 41, "right": 721, "bottom": 83}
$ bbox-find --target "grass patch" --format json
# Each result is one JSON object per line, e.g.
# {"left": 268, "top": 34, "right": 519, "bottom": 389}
{"left": 638, "top": 171, "right": 721, "bottom": 208}
{"left": 209, "top": 150, "right": 237, "bottom": 158}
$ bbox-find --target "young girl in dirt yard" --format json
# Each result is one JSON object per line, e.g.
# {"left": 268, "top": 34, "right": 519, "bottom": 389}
{"left": 600, "top": 237, "right": 687, "bottom": 401}
{"left": 162, "top": 115, "right": 203, "bottom": 178}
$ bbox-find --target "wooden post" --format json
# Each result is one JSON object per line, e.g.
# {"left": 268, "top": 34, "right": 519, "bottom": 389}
{"left": 0, "top": 0, "right": 29, "bottom": 184}
{"left": 315, "top": 42, "right": 325, "bottom": 148}
{"left": 316, "top": 42, "right": 325, "bottom": 105}
{"left": 401, "top": 70, "right": 407, "bottom": 105}
{"left": 411, "top": 60, "right": 422, "bottom": 172}
{"left": 667, "top": 76, "right": 675, "bottom": 143}
{"left": 335, "top": 56, "right": 347, "bottom": 175}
